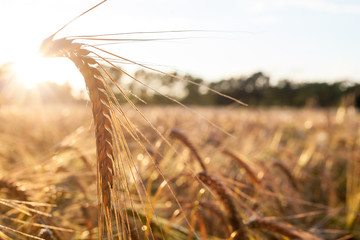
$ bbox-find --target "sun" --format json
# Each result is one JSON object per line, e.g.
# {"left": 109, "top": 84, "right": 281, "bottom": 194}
{"left": 12, "top": 48, "right": 85, "bottom": 91}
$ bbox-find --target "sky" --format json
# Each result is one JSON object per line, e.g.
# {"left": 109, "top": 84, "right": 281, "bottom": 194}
{"left": 1, "top": 0, "right": 359, "bottom": 87}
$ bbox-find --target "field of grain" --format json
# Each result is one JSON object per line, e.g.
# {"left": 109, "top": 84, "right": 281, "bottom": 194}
{"left": 0, "top": 103, "right": 358, "bottom": 239}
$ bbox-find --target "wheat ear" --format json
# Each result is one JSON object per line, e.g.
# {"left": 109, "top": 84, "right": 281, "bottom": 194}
{"left": 272, "top": 161, "right": 298, "bottom": 190}
{"left": 170, "top": 128, "right": 208, "bottom": 171}
{"left": 40, "top": 37, "right": 114, "bottom": 210}
{"left": 69, "top": 51, "right": 114, "bottom": 208}
{"left": 222, "top": 149, "right": 261, "bottom": 187}
{"left": 197, "top": 171, "right": 249, "bottom": 240}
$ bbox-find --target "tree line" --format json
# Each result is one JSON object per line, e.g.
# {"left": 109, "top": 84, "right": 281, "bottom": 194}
{"left": 1, "top": 63, "right": 360, "bottom": 107}
{"left": 113, "top": 69, "right": 360, "bottom": 107}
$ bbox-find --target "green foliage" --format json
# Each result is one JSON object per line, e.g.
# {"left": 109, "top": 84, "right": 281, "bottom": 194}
{"left": 123, "top": 69, "right": 360, "bottom": 107}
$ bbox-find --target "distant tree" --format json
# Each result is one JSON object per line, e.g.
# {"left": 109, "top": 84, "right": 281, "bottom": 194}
{"left": 181, "top": 75, "right": 206, "bottom": 105}
{"left": 78, "top": 67, "right": 360, "bottom": 107}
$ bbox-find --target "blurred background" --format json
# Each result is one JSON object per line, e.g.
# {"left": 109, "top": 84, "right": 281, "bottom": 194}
{"left": 1, "top": 0, "right": 359, "bottom": 107}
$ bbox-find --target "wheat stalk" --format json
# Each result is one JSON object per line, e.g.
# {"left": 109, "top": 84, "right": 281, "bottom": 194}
{"left": 247, "top": 217, "right": 322, "bottom": 240}
{"left": 197, "top": 171, "right": 249, "bottom": 240}
{"left": 180, "top": 198, "right": 232, "bottom": 236}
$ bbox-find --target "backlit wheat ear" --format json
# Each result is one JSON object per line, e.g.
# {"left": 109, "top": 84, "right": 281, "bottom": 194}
{"left": 170, "top": 128, "right": 208, "bottom": 171}
{"left": 68, "top": 47, "right": 115, "bottom": 209}
{"left": 222, "top": 149, "right": 261, "bottom": 187}
{"left": 272, "top": 161, "right": 298, "bottom": 190}
{"left": 40, "top": 37, "right": 114, "bottom": 231}
{"left": 197, "top": 171, "right": 249, "bottom": 240}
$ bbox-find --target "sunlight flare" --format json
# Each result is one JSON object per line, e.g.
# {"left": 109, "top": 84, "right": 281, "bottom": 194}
{"left": 12, "top": 49, "right": 85, "bottom": 90}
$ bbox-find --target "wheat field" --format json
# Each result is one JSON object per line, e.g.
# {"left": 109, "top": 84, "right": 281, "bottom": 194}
{"left": 0, "top": 1, "right": 359, "bottom": 239}
{"left": 0, "top": 102, "right": 359, "bottom": 239}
